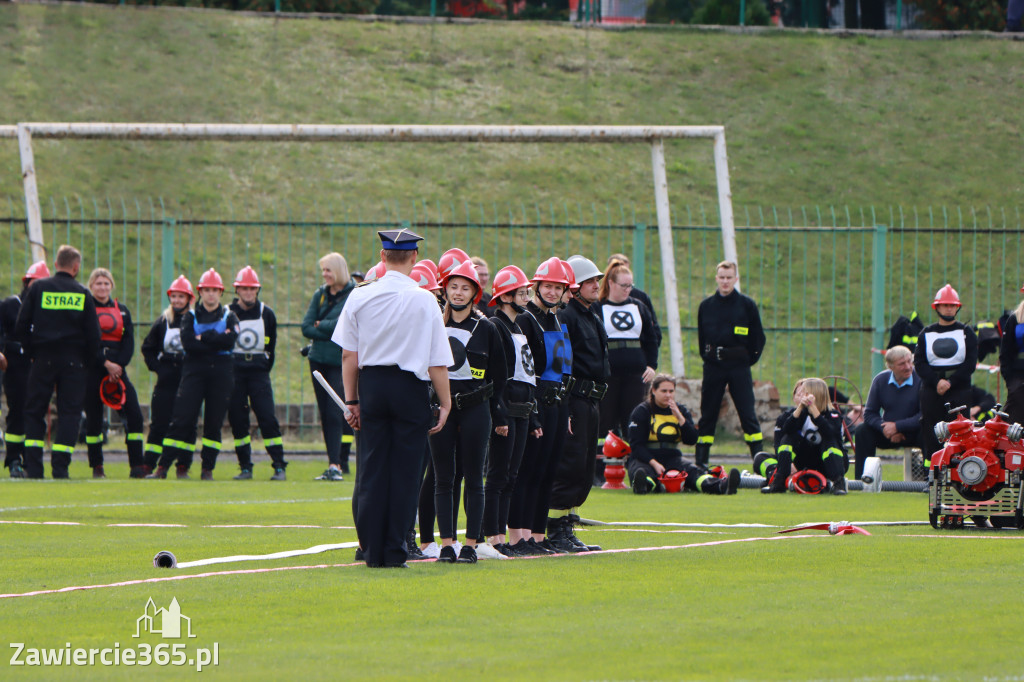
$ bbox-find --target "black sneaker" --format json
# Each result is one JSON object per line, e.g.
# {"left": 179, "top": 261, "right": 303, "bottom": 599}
{"left": 527, "top": 538, "right": 555, "bottom": 555}
{"left": 315, "top": 468, "right": 344, "bottom": 481}
{"left": 233, "top": 469, "right": 253, "bottom": 480}
{"left": 9, "top": 463, "right": 26, "bottom": 479}
{"left": 436, "top": 545, "right": 457, "bottom": 563}
{"left": 354, "top": 547, "right": 365, "bottom": 562}
{"left": 270, "top": 469, "right": 287, "bottom": 481}
{"left": 832, "top": 476, "right": 848, "bottom": 496}
{"left": 495, "top": 543, "right": 516, "bottom": 558}
{"left": 455, "top": 545, "right": 478, "bottom": 564}
{"left": 632, "top": 472, "right": 652, "bottom": 494}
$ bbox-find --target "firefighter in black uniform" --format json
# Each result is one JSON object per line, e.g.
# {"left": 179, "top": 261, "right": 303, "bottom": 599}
{"left": 227, "top": 266, "right": 288, "bottom": 481}
{"left": 483, "top": 265, "right": 540, "bottom": 558}
{"left": 695, "top": 261, "right": 767, "bottom": 467}
{"left": 627, "top": 374, "right": 740, "bottom": 495}
{"left": 0, "top": 261, "right": 50, "bottom": 477}
{"left": 160, "top": 269, "right": 239, "bottom": 480}
{"left": 507, "top": 257, "right": 574, "bottom": 554}
{"left": 547, "top": 254, "right": 609, "bottom": 553}
{"left": 16, "top": 245, "right": 101, "bottom": 479}
{"left": 142, "top": 275, "right": 194, "bottom": 478}
{"left": 914, "top": 284, "right": 977, "bottom": 464}
{"left": 82, "top": 268, "right": 147, "bottom": 478}
{"left": 999, "top": 285, "right": 1024, "bottom": 424}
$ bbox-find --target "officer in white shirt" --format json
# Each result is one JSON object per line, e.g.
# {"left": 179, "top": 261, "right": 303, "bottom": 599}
{"left": 333, "top": 228, "right": 453, "bottom": 569}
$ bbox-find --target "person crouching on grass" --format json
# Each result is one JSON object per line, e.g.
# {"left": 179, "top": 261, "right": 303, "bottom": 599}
{"left": 760, "top": 377, "right": 848, "bottom": 495}
{"left": 626, "top": 374, "right": 739, "bottom": 495}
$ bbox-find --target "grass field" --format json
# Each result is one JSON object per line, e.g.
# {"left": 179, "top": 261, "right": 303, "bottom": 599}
{"left": 3, "top": 458, "right": 1023, "bottom": 681}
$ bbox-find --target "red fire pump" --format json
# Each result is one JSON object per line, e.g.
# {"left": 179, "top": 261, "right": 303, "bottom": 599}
{"left": 928, "top": 406, "right": 1024, "bottom": 529}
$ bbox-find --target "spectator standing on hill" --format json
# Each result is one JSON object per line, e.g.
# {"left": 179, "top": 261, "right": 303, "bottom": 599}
{"left": 16, "top": 245, "right": 101, "bottom": 479}
{"left": 228, "top": 266, "right": 288, "bottom": 481}
{"left": 852, "top": 345, "right": 920, "bottom": 479}
{"left": 0, "top": 261, "right": 51, "bottom": 478}
{"left": 302, "top": 253, "right": 356, "bottom": 480}
{"left": 335, "top": 228, "right": 453, "bottom": 569}
{"left": 695, "top": 261, "right": 766, "bottom": 467}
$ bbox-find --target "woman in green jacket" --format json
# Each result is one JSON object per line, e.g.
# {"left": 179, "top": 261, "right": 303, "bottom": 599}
{"left": 302, "top": 252, "right": 355, "bottom": 480}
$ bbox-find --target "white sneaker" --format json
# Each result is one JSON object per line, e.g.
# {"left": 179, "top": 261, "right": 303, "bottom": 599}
{"left": 452, "top": 541, "right": 463, "bottom": 556}
{"left": 421, "top": 542, "right": 441, "bottom": 559}
{"left": 474, "top": 543, "right": 508, "bottom": 560}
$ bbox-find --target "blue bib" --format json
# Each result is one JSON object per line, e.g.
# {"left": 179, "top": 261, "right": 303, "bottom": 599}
{"left": 191, "top": 309, "right": 230, "bottom": 356}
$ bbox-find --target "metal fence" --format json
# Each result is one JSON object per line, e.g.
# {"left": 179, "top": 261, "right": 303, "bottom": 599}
{"left": 1, "top": 198, "right": 1021, "bottom": 441}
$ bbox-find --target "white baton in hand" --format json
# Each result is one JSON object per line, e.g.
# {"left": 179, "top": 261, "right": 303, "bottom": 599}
{"left": 312, "top": 370, "right": 353, "bottom": 419}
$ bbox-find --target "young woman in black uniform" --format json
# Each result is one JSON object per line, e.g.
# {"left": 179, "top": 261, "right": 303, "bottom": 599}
{"left": 142, "top": 276, "right": 194, "bottom": 478}
{"left": 999, "top": 285, "right": 1024, "bottom": 424}
{"left": 483, "top": 265, "right": 540, "bottom": 558}
{"left": 761, "top": 377, "right": 848, "bottom": 495}
{"left": 506, "top": 257, "right": 574, "bottom": 554}
{"left": 160, "top": 269, "right": 239, "bottom": 480}
{"left": 429, "top": 259, "right": 508, "bottom": 564}
{"left": 627, "top": 374, "right": 739, "bottom": 495}
{"left": 83, "top": 268, "right": 147, "bottom": 479}
{"left": 595, "top": 258, "right": 659, "bottom": 485}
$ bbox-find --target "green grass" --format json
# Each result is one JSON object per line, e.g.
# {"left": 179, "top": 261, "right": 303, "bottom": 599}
{"left": 2, "top": 459, "right": 1022, "bottom": 680}
{"left": 1, "top": 5, "right": 1023, "bottom": 213}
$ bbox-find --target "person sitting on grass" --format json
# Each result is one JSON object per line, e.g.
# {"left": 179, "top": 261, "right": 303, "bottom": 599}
{"left": 759, "top": 377, "right": 849, "bottom": 495}
{"left": 626, "top": 373, "right": 739, "bottom": 495}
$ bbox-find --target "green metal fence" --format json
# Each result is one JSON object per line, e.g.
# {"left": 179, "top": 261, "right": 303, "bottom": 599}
{"left": 1, "top": 198, "right": 1021, "bottom": 442}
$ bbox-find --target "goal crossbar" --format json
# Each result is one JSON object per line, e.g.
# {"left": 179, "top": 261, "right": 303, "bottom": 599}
{"left": 5, "top": 122, "right": 740, "bottom": 377}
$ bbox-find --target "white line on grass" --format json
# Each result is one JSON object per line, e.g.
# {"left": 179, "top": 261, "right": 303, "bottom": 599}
{"left": 0, "top": 520, "right": 357, "bottom": 529}
{"left": 0, "top": 497, "right": 352, "bottom": 513}
{"left": 0, "top": 535, "right": 825, "bottom": 600}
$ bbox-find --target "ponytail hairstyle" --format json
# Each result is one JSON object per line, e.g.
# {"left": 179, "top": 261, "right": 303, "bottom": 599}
{"left": 598, "top": 258, "right": 631, "bottom": 301}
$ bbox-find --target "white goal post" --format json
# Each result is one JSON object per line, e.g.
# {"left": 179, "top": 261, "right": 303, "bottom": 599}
{"left": 0, "top": 123, "right": 738, "bottom": 377}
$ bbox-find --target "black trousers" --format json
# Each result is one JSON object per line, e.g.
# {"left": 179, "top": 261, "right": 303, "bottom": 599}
{"left": 229, "top": 367, "right": 286, "bottom": 470}
{"left": 484, "top": 414, "right": 529, "bottom": 537}
{"left": 852, "top": 422, "right": 920, "bottom": 478}
{"left": 550, "top": 394, "right": 600, "bottom": 511}
{"left": 23, "top": 349, "right": 88, "bottom": 478}
{"left": 626, "top": 448, "right": 710, "bottom": 492}
{"left": 919, "top": 386, "right": 972, "bottom": 464}
{"left": 309, "top": 360, "right": 353, "bottom": 468}
{"left": 162, "top": 356, "right": 234, "bottom": 471}
{"left": 698, "top": 362, "right": 763, "bottom": 452}
{"left": 418, "top": 455, "right": 463, "bottom": 544}
{"left": 356, "top": 365, "right": 431, "bottom": 567}
{"left": 1003, "top": 377, "right": 1024, "bottom": 425}
{"left": 147, "top": 364, "right": 183, "bottom": 469}
{"left": 3, "top": 357, "right": 30, "bottom": 469}
{"left": 429, "top": 399, "right": 490, "bottom": 542}
{"left": 508, "top": 398, "right": 569, "bottom": 534}
{"left": 83, "top": 366, "right": 146, "bottom": 468}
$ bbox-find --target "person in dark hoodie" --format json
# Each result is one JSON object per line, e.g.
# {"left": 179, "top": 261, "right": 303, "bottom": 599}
{"left": 81, "top": 268, "right": 147, "bottom": 479}
{"left": 227, "top": 266, "right": 287, "bottom": 481}
{"left": 159, "top": 268, "right": 239, "bottom": 480}
{"left": 142, "top": 275, "right": 195, "bottom": 479}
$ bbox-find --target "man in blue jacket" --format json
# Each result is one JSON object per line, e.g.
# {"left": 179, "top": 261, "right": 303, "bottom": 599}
{"left": 854, "top": 345, "right": 920, "bottom": 479}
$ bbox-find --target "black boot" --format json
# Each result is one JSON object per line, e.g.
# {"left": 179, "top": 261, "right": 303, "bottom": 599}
{"left": 831, "top": 476, "right": 848, "bottom": 496}
{"left": 567, "top": 514, "right": 602, "bottom": 551}
{"left": 546, "top": 517, "right": 585, "bottom": 553}
{"left": 694, "top": 443, "right": 711, "bottom": 469}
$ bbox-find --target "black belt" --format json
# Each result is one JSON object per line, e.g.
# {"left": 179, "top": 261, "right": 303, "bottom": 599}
{"left": 570, "top": 378, "right": 608, "bottom": 401}
{"left": 506, "top": 400, "right": 536, "bottom": 419}
{"left": 453, "top": 383, "right": 494, "bottom": 411}
{"left": 536, "top": 380, "right": 565, "bottom": 406}
{"left": 706, "top": 345, "right": 749, "bottom": 364}
{"left": 608, "top": 339, "right": 642, "bottom": 350}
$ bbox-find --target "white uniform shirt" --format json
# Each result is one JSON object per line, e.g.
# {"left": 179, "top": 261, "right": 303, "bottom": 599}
{"left": 333, "top": 270, "right": 453, "bottom": 381}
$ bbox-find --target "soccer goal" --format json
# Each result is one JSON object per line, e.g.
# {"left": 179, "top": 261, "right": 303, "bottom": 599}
{"left": 2, "top": 123, "right": 738, "bottom": 377}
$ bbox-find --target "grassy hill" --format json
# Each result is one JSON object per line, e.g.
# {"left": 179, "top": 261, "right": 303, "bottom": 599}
{"left": 1, "top": 4, "right": 1022, "bottom": 214}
